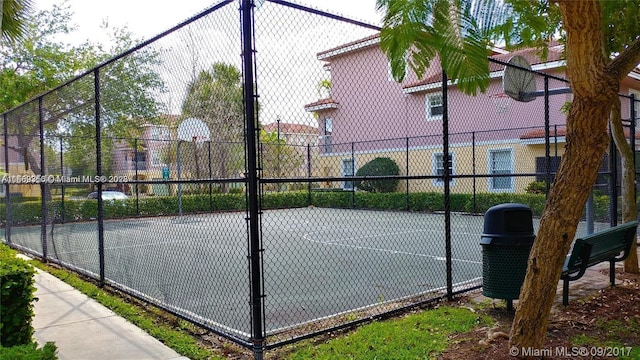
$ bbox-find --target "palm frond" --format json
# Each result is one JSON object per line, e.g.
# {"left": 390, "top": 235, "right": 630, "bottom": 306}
{"left": 1, "top": 0, "right": 34, "bottom": 43}
{"left": 379, "top": 0, "right": 493, "bottom": 95}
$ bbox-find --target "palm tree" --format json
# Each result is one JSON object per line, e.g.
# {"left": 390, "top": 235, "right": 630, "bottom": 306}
{"left": 1, "top": 0, "right": 34, "bottom": 42}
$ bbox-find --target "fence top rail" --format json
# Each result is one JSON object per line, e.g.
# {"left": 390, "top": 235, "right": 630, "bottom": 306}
{"left": 266, "top": 0, "right": 382, "bottom": 31}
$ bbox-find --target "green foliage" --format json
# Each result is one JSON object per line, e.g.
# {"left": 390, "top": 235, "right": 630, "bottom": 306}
{"left": 525, "top": 181, "right": 547, "bottom": 194}
{"left": 0, "top": 3, "right": 89, "bottom": 112}
{"left": 377, "top": 0, "right": 491, "bottom": 95}
{"left": 0, "top": 342, "right": 58, "bottom": 360}
{"left": 467, "top": 192, "right": 547, "bottom": 216}
{"left": 311, "top": 190, "right": 353, "bottom": 208}
{"left": 2, "top": 3, "right": 165, "bottom": 179}
{"left": 181, "top": 63, "right": 245, "bottom": 188}
{"left": 0, "top": 190, "right": 616, "bottom": 225}
{"left": 355, "top": 157, "right": 400, "bottom": 193}
{"left": 262, "top": 191, "right": 309, "bottom": 209}
{"left": 286, "top": 306, "right": 489, "bottom": 359}
{"left": 495, "top": 0, "right": 563, "bottom": 52}
{"left": 600, "top": 1, "right": 640, "bottom": 55}
{"left": 0, "top": 243, "right": 37, "bottom": 347}
{"left": 259, "top": 130, "right": 305, "bottom": 183}
{"left": 1, "top": 0, "right": 35, "bottom": 43}
{"left": 355, "top": 192, "right": 407, "bottom": 210}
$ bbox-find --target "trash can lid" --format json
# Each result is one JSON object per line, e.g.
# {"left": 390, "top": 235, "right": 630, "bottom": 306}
{"left": 483, "top": 203, "right": 534, "bottom": 236}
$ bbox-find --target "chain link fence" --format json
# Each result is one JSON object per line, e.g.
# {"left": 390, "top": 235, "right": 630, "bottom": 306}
{"left": 1, "top": 0, "right": 638, "bottom": 356}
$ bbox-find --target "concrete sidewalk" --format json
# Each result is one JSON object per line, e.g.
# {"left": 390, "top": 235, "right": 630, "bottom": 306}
{"left": 32, "top": 270, "right": 189, "bottom": 360}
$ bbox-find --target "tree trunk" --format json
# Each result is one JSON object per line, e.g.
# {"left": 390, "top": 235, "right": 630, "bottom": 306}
{"left": 609, "top": 97, "right": 639, "bottom": 273}
{"left": 509, "top": 0, "right": 619, "bottom": 350}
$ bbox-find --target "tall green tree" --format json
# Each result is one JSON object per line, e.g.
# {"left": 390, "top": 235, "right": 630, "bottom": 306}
{"left": 377, "top": 0, "right": 640, "bottom": 351}
{"left": 1, "top": 2, "right": 165, "bottom": 178}
{"left": 181, "top": 62, "right": 245, "bottom": 192}
{"left": 259, "top": 129, "right": 305, "bottom": 190}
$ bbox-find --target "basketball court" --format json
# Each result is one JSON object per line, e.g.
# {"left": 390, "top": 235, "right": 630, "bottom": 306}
{"left": 6, "top": 207, "right": 609, "bottom": 337}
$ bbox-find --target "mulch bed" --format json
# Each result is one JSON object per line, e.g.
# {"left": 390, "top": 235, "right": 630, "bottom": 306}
{"left": 439, "top": 271, "right": 640, "bottom": 359}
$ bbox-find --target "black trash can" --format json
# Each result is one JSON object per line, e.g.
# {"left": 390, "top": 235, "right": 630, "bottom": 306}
{"left": 480, "top": 203, "right": 535, "bottom": 308}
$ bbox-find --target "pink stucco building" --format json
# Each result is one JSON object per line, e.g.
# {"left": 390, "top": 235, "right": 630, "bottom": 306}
{"left": 304, "top": 35, "right": 640, "bottom": 192}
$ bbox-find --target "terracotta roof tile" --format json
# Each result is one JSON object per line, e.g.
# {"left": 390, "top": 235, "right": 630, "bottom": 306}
{"left": 303, "top": 98, "right": 339, "bottom": 111}
{"left": 520, "top": 127, "right": 566, "bottom": 140}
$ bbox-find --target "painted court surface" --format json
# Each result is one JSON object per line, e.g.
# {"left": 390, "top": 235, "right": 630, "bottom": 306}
{"left": 8, "top": 207, "right": 607, "bottom": 338}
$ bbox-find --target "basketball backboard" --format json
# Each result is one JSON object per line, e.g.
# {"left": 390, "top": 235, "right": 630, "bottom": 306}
{"left": 177, "top": 117, "right": 211, "bottom": 142}
{"left": 503, "top": 55, "right": 537, "bottom": 103}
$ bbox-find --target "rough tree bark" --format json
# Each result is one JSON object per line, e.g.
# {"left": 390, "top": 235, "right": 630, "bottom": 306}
{"left": 509, "top": 0, "right": 619, "bottom": 350}
{"left": 609, "top": 97, "right": 639, "bottom": 273}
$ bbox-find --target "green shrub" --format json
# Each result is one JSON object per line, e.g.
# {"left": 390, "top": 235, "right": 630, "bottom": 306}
{"left": 464, "top": 193, "right": 547, "bottom": 216}
{"left": 525, "top": 181, "right": 548, "bottom": 194}
{"left": 355, "top": 157, "right": 400, "bottom": 193}
{"left": 355, "top": 192, "right": 407, "bottom": 211}
{"left": 1, "top": 190, "right": 612, "bottom": 224}
{"left": 311, "top": 190, "right": 353, "bottom": 208}
{"left": 263, "top": 191, "right": 309, "bottom": 209}
{"left": 0, "top": 244, "right": 37, "bottom": 347}
{"left": 0, "top": 342, "right": 58, "bottom": 360}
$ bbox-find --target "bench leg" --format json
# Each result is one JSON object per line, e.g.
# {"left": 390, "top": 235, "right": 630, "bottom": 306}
{"left": 610, "top": 260, "right": 616, "bottom": 286}
{"left": 563, "top": 279, "right": 569, "bottom": 306}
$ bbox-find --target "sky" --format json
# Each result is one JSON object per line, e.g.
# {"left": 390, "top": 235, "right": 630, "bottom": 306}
{"left": 34, "top": 0, "right": 383, "bottom": 47}
{"left": 31, "top": 0, "right": 384, "bottom": 126}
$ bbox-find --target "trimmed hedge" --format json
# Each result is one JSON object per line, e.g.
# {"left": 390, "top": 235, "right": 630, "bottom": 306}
{"left": 0, "top": 190, "right": 612, "bottom": 225}
{"left": 0, "top": 244, "right": 36, "bottom": 347}
{"left": 0, "top": 342, "right": 58, "bottom": 360}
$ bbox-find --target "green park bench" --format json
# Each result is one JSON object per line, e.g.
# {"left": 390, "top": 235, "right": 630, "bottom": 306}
{"left": 560, "top": 220, "right": 639, "bottom": 306}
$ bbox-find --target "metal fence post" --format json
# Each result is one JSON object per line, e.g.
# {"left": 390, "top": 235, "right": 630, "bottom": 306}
{"left": 134, "top": 137, "right": 140, "bottom": 216}
{"left": 59, "top": 137, "right": 65, "bottom": 223}
{"left": 609, "top": 129, "right": 618, "bottom": 226}
{"left": 307, "top": 144, "right": 311, "bottom": 205}
{"left": 442, "top": 71, "right": 453, "bottom": 300}
{"left": 241, "top": 0, "right": 265, "bottom": 357}
{"left": 472, "top": 131, "right": 476, "bottom": 213}
{"left": 94, "top": 69, "right": 105, "bottom": 286}
{"left": 544, "top": 76, "right": 551, "bottom": 194}
{"left": 405, "top": 137, "right": 409, "bottom": 211}
{"left": 208, "top": 140, "right": 213, "bottom": 211}
{"left": 3, "top": 114, "right": 11, "bottom": 244}
{"left": 351, "top": 142, "right": 355, "bottom": 207}
{"left": 39, "top": 97, "right": 48, "bottom": 262}
{"left": 631, "top": 94, "right": 637, "bottom": 203}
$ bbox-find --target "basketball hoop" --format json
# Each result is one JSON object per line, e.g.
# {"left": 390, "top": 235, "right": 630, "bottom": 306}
{"left": 490, "top": 92, "right": 511, "bottom": 114}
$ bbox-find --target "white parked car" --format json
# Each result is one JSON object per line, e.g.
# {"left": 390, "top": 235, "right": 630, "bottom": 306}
{"left": 87, "top": 190, "right": 129, "bottom": 201}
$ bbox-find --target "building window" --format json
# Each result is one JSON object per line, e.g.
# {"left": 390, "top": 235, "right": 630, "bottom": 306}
{"left": 134, "top": 151, "right": 147, "bottom": 170}
{"left": 426, "top": 93, "right": 444, "bottom": 120}
{"left": 341, "top": 158, "right": 355, "bottom": 190}
{"left": 150, "top": 150, "right": 164, "bottom": 166}
{"left": 151, "top": 126, "right": 170, "bottom": 140}
{"left": 489, "top": 149, "right": 513, "bottom": 192}
{"left": 321, "top": 118, "right": 333, "bottom": 153}
{"left": 535, "top": 156, "right": 561, "bottom": 182}
{"left": 433, "top": 152, "right": 455, "bottom": 186}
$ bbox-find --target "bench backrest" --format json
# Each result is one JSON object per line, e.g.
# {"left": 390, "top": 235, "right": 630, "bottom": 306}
{"left": 566, "top": 221, "right": 639, "bottom": 270}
